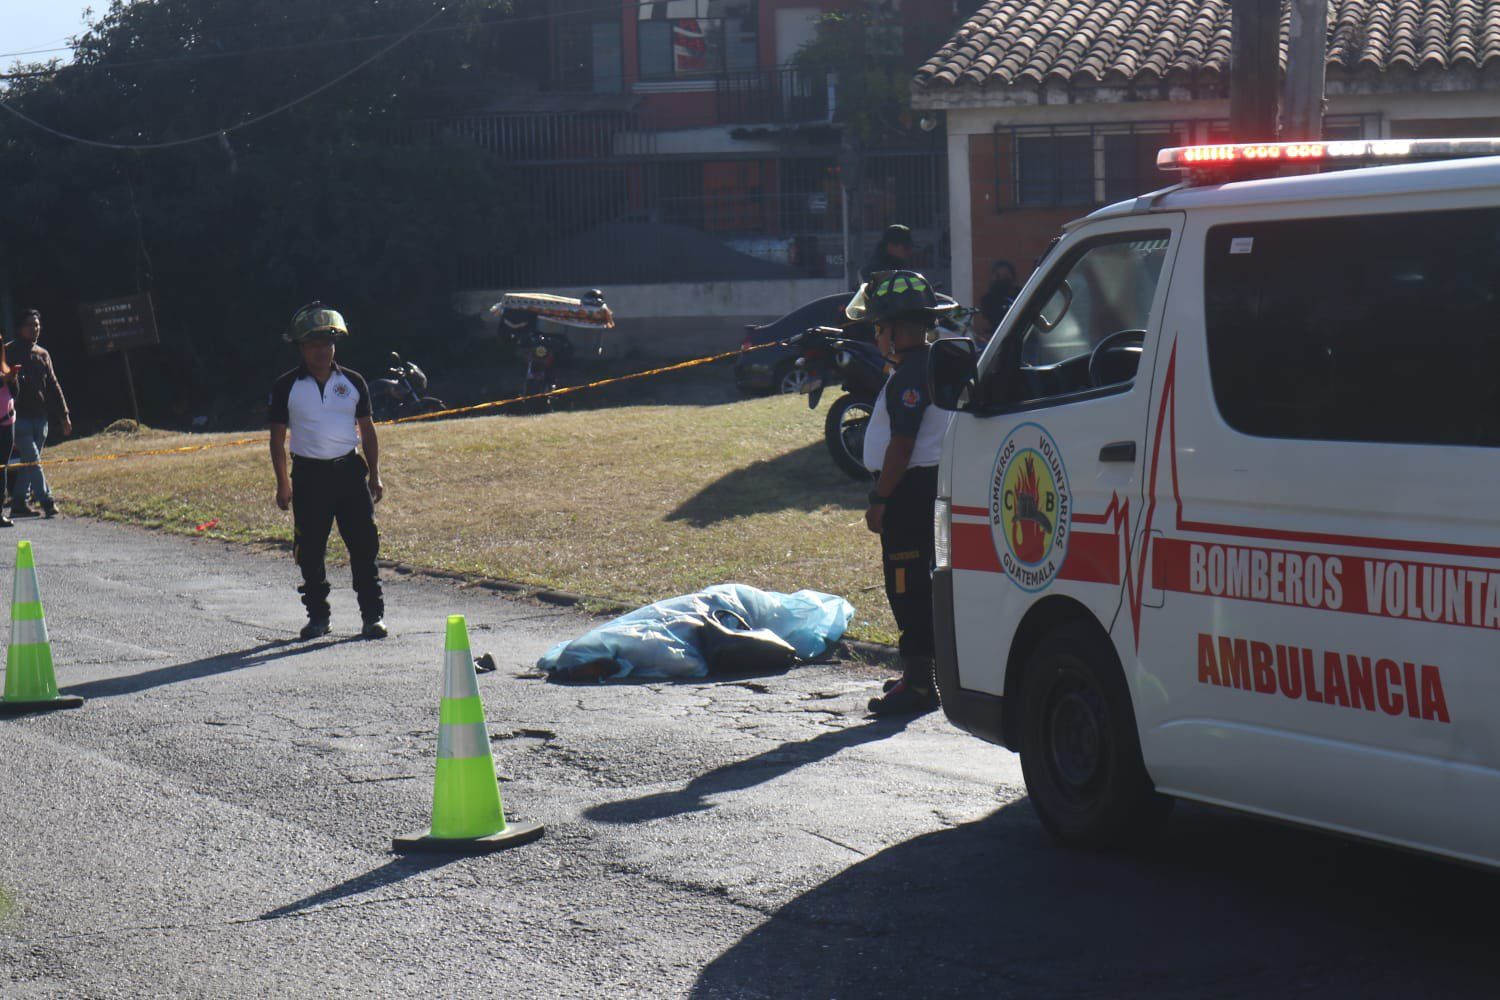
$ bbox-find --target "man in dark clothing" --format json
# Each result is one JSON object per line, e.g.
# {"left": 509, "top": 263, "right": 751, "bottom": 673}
{"left": 859, "top": 224, "right": 914, "bottom": 284}
{"left": 268, "top": 302, "right": 387, "bottom": 641}
{"left": 846, "top": 270, "right": 957, "bottom": 716}
{"left": 6, "top": 310, "right": 72, "bottom": 519}
{"left": 978, "top": 260, "right": 1020, "bottom": 342}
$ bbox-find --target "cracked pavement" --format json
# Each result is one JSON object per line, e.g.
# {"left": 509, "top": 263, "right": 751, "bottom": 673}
{"left": 0, "top": 520, "right": 1497, "bottom": 998}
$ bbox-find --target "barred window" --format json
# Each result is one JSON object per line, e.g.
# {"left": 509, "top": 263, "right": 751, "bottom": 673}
{"left": 999, "top": 116, "right": 1382, "bottom": 210}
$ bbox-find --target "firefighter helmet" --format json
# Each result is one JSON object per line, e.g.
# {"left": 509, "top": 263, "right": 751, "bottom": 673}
{"left": 845, "top": 270, "right": 957, "bottom": 323}
{"left": 284, "top": 302, "right": 349, "bottom": 343}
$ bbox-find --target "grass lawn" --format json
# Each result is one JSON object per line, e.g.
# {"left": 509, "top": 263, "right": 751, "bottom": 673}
{"left": 45, "top": 396, "right": 900, "bottom": 642}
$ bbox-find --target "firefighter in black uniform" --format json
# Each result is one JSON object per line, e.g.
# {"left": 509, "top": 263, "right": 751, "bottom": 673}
{"left": 848, "top": 270, "right": 956, "bottom": 715}
{"left": 858, "top": 224, "right": 915, "bottom": 283}
{"left": 268, "top": 303, "right": 387, "bottom": 640}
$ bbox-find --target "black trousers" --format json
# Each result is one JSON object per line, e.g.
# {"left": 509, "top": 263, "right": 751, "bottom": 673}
{"left": 0, "top": 421, "right": 12, "bottom": 506}
{"left": 291, "top": 453, "right": 383, "bottom": 621}
{"left": 879, "top": 464, "right": 939, "bottom": 667}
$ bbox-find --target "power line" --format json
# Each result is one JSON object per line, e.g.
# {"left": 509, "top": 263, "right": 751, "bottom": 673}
{"left": 0, "top": 5, "right": 453, "bottom": 151}
{"left": 0, "top": 42, "right": 75, "bottom": 59}
{"left": 0, "top": 1, "right": 658, "bottom": 82}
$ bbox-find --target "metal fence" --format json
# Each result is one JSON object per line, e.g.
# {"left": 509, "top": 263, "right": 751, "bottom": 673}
{"left": 409, "top": 109, "right": 945, "bottom": 290}
{"left": 715, "top": 68, "right": 833, "bottom": 125}
{"left": 401, "top": 110, "right": 656, "bottom": 161}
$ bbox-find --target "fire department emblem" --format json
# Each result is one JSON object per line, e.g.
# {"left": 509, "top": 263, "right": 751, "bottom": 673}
{"left": 333, "top": 382, "right": 351, "bottom": 398}
{"left": 990, "top": 423, "right": 1071, "bottom": 592}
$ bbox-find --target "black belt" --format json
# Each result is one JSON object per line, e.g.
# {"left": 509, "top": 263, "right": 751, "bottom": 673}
{"left": 291, "top": 451, "right": 358, "bottom": 466}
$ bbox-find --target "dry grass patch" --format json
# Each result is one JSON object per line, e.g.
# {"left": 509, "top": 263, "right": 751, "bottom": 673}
{"left": 47, "top": 396, "right": 899, "bottom": 642}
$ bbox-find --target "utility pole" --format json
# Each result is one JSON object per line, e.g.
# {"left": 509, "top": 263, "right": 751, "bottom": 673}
{"left": 1281, "top": 0, "right": 1329, "bottom": 140}
{"left": 1229, "top": 0, "right": 1281, "bottom": 141}
{"left": 838, "top": 140, "right": 863, "bottom": 288}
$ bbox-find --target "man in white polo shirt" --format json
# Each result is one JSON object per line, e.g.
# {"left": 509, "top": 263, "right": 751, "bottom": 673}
{"left": 268, "top": 302, "right": 387, "bottom": 640}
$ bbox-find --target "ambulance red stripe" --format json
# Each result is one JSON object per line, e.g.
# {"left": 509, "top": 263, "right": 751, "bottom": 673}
{"left": 952, "top": 523, "right": 1119, "bottom": 584}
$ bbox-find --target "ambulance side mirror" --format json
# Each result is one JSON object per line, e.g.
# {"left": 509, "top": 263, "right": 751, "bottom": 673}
{"left": 929, "top": 337, "right": 978, "bottom": 411}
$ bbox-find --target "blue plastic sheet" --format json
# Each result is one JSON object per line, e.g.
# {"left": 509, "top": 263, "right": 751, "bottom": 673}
{"left": 537, "top": 583, "right": 855, "bottom": 681}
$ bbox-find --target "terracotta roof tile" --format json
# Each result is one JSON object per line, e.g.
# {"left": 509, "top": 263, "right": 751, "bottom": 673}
{"left": 916, "top": 0, "right": 1500, "bottom": 90}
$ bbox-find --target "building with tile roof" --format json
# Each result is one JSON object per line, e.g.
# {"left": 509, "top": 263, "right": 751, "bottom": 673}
{"left": 912, "top": 0, "right": 1500, "bottom": 312}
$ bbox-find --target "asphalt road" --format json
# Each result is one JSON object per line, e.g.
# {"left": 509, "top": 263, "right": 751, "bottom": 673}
{"left": 0, "top": 519, "right": 1496, "bottom": 998}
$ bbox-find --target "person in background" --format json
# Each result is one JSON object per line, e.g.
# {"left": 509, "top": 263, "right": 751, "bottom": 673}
{"left": 7, "top": 309, "right": 72, "bottom": 519}
{"left": 978, "top": 260, "right": 1020, "bottom": 342}
{"left": 859, "top": 224, "right": 914, "bottom": 283}
{"left": 0, "top": 340, "right": 17, "bottom": 528}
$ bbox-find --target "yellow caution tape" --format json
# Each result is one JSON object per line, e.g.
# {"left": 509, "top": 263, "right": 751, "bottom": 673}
{"left": 14, "top": 343, "right": 776, "bottom": 471}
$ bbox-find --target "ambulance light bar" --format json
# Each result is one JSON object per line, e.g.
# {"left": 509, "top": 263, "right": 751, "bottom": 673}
{"left": 1157, "top": 138, "right": 1500, "bottom": 173}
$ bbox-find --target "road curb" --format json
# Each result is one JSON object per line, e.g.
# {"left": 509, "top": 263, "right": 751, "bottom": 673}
{"left": 66, "top": 507, "right": 900, "bottom": 660}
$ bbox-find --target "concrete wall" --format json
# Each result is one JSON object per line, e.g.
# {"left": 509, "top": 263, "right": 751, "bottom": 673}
{"left": 456, "top": 277, "right": 847, "bottom": 359}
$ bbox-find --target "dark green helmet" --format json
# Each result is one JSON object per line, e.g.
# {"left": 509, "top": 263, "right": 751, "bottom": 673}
{"left": 846, "top": 270, "right": 958, "bottom": 323}
{"left": 284, "top": 302, "right": 349, "bottom": 343}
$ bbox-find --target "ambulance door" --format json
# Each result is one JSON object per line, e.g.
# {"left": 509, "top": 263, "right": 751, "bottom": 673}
{"left": 1137, "top": 200, "right": 1500, "bottom": 865}
{"left": 947, "top": 215, "right": 1183, "bottom": 697}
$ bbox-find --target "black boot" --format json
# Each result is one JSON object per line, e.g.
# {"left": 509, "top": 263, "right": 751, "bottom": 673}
{"left": 869, "top": 655, "right": 938, "bottom": 715}
{"left": 867, "top": 678, "right": 939, "bottom": 716}
{"left": 300, "top": 616, "right": 331, "bottom": 640}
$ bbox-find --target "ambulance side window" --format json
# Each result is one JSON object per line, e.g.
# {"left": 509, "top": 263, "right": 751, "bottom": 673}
{"left": 1205, "top": 209, "right": 1500, "bottom": 447}
{"left": 980, "top": 230, "right": 1170, "bottom": 408}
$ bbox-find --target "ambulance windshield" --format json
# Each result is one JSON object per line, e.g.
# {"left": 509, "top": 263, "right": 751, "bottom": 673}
{"left": 1014, "top": 235, "right": 1168, "bottom": 381}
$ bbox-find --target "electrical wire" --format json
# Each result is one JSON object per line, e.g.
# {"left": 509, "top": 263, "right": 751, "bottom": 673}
{"left": 0, "top": 41, "right": 76, "bottom": 59}
{"left": 0, "top": 0, "right": 667, "bottom": 82}
{"left": 0, "top": 4, "right": 453, "bottom": 151}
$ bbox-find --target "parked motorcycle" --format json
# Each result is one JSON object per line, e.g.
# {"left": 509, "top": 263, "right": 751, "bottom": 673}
{"left": 787, "top": 325, "right": 889, "bottom": 481}
{"left": 489, "top": 289, "right": 616, "bottom": 414}
{"left": 369, "top": 353, "right": 445, "bottom": 421}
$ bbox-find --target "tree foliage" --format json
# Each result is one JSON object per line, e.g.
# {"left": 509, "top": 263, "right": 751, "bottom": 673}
{"left": 0, "top": 0, "right": 531, "bottom": 427}
{"left": 792, "top": 0, "right": 914, "bottom": 148}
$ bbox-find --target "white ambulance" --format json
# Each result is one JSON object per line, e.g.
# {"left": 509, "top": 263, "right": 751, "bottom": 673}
{"left": 928, "top": 139, "right": 1500, "bottom": 866}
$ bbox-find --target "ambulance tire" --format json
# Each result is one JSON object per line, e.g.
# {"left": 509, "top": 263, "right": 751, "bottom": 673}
{"left": 1018, "top": 627, "right": 1171, "bottom": 851}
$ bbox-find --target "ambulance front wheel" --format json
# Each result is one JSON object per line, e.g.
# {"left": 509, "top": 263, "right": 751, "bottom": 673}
{"left": 1018, "top": 627, "right": 1172, "bottom": 851}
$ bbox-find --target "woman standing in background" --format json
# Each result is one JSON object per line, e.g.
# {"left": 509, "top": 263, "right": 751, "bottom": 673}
{"left": 0, "top": 341, "right": 17, "bottom": 528}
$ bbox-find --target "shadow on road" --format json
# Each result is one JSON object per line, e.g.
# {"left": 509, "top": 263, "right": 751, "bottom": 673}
{"left": 259, "top": 855, "right": 458, "bottom": 921}
{"left": 666, "top": 441, "right": 861, "bottom": 527}
{"left": 693, "top": 799, "right": 1500, "bottom": 999}
{"left": 585, "top": 718, "right": 909, "bottom": 824}
{"left": 61, "top": 637, "right": 354, "bottom": 699}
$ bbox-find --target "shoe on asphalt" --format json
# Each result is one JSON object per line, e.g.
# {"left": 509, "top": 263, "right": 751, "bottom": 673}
{"left": 9, "top": 505, "right": 39, "bottom": 519}
{"left": 0, "top": 515, "right": 13, "bottom": 528}
{"left": 882, "top": 676, "right": 900, "bottom": 693}
{"left": 868, "top": 679, "right": 939, "bottom": 716}
{"left": 300, "top": 617, "right": 332, "bottom": 641}
{"left": 40, "top": 500, "right": 57, "bottom": 519}
{"left": 360, "top": 618, "right": 389, "bottom": 640}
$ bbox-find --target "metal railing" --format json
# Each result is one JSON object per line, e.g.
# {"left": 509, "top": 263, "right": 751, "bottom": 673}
{"left": 715, "top": 68, "right": 833, "bottom": 126}
{"left": 400, "top": 110, "right": 656, "bottom": 161}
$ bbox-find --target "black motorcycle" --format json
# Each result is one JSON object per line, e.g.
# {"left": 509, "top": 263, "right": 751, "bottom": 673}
{"left": 787, "top": 325, "right": 889, "bottom": 481}
{"left": 369, "top": 353, "right": 445, "bottom": 421}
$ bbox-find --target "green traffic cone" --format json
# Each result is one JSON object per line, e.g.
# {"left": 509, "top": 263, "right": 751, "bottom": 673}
{"left": 393, "top": 615, "right": 542, "bottom": 853}
{"left": 0, "top": 541, "right": 83, "bottom": 715}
